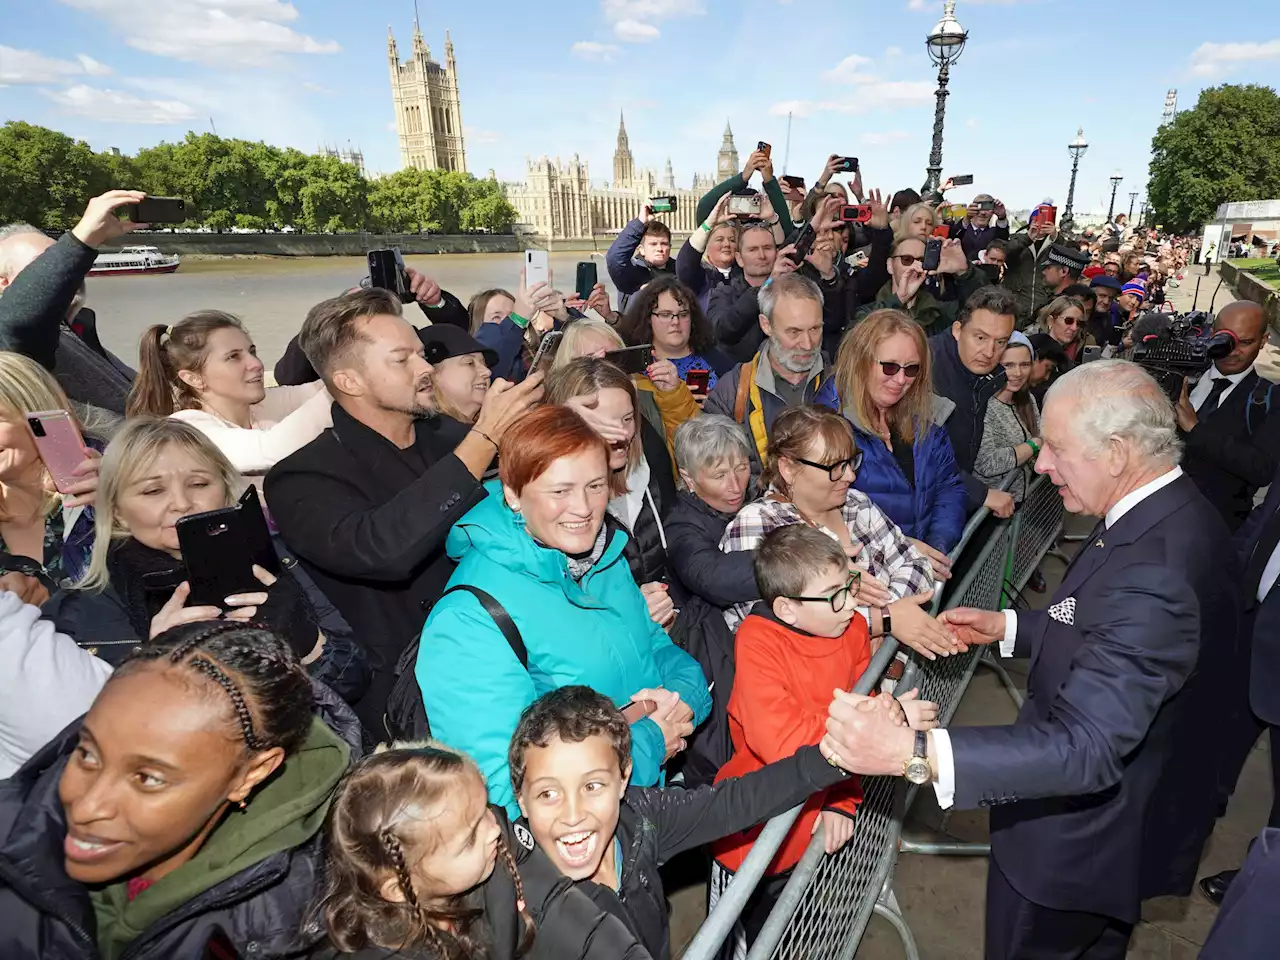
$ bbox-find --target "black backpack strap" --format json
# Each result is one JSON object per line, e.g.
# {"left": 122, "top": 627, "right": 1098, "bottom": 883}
{"left": 1246, "top": 381, "right": 1277, "bottom": 438}
{"left": 441, "top": 584, "right": 527, "bottom": 668}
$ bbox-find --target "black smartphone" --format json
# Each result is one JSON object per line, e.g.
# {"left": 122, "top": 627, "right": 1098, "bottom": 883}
{"left": 975, "top": 199, "right": 996, "bottom": 212}
{"left": 838, "top": 204, "right": 873, "bottom": 223}
{"left": 177, "top": 487, "right": 280, "bottom": 608}
{"left": 603, "top": 344, "right": 653, "bottom": 376}
{"left": 126, "top": 196, "right": 188, "bottom": 224}
{"left": 649, "top": 196, "right": 677, "bottom": 214}
{"left": 368, "top": 249, "right": 412, "bottom": 303}
{"left": 922, "top": 237, "right": 942, "bottom": 273}
{"left": 575, "top": 261, "right": 598, "bottom": 301}
{"left": 781, "top": 174, "right": 805, "bottom": 190}
{"left": 528, "top": 330, "right": 563, "bottom": 373}
{"left": 685, "top": 368, "right": 711, "bottom": 395}
{"left": 787, "top": 222, "right": 816, "bottom": 263}
{"left": 950, "top": 174, "right": 975, "bottom": 186}
{"left": 836, "top": 157, "right": 859, "bottom": 173}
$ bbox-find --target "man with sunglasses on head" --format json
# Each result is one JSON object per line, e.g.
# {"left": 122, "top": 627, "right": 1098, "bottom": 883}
{"left": 855, "top": 235, "right": 989, "bottom": 336}
{"left": 929, "top": 286, "right": 1019, "bottom": 518}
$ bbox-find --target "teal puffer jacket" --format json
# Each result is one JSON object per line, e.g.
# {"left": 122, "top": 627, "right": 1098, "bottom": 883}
{"left": 417, "top": 482, "right": 712, "bottom": 815}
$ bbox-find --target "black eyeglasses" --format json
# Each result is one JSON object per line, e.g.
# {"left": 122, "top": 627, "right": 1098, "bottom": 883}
{"left": 795, "top": 451, "right": 863, "bottom": 480}
{"left": 652, "top": 310, "right": 691, "bottom": 322}
{"left": 878, "top": 360, "right": 921, "bottom": 378}
{"left": 784, "top": 572, "right": 862, "bottom": 613}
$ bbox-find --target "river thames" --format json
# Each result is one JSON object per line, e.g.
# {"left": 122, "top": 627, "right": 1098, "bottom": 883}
{"left": 86, "top": 252, "right": 619, "bottom": 370}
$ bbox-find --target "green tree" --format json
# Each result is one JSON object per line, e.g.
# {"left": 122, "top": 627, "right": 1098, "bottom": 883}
{"left": 298, "top": 154, "right": 369, "bottom": 232}
{"left": 1148, "top": 84, "right": 1280, "bottom": 232}
{"left": 0, "top": 122, "right": 106, "bottom": 228}
{"left": 461, "top": 179, "right": 518, "bottom": 232}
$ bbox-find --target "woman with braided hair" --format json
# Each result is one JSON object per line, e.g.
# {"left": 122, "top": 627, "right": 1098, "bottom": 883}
{"left": 311, "top": 743, "right": 651, "bottom": 960}
{"left": 0, "top": 620, "right": 362, "bottom": 959}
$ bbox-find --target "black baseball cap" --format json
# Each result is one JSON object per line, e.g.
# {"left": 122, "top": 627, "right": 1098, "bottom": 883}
{"left": 417, "top": 324, "right": 498, "bottom": 369}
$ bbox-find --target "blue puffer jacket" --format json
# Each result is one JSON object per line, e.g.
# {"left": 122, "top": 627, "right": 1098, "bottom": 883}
{"left": 816, "top": 380, "right": 968, "bottom": 552}
{"left": 417, "top": 482, "right": 712, "bottom": 816}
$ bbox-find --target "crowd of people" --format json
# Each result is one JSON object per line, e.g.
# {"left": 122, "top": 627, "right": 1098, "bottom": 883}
{"left": 0, "top": 151, "right": 1275, "bottom": 960}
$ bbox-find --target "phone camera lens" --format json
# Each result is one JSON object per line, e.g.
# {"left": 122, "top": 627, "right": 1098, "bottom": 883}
{"left": 27, "top": 418, "right": 45, "bottom": 437}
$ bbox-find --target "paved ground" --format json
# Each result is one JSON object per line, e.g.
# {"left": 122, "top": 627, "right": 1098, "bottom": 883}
{"left": 663, "top": 266, "right": 1274, "bottom": 958}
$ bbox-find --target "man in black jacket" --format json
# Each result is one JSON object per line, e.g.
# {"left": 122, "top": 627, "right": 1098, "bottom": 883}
{"left": 928, "top": 286, "right": 1017, "bottom": 517}
{"left": 509, "top": 685, "right": 902, "bottom": 960}
{"left": 707, "top": 221, "right": 784, "bottom": 364}
{"left": 0, "top": 190, "right": 144, "bottom": 429}
{"left": 265, "top": 288, "right": 542, "bottom": 734}
{"left": 1174, "top": 301, "right": 1280, "bottom": 532}
{"left": 948, "top": 194, "right": 1010, "bottom": 261}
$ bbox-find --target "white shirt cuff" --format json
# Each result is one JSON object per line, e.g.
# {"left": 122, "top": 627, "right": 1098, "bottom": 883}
{"left": 999, "top": 609, "right": 1018, "bottom": 658}
{"left": 931, "top": 729, "right": 956, "bottom": 810}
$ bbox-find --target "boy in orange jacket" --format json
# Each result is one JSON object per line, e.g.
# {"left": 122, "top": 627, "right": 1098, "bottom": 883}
{"left": 712, "top": 524, "right": 936, "bottom": 950}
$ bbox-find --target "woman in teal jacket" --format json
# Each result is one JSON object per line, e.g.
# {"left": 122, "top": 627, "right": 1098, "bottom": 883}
{"left": 417, "top": 405, "right": 711, "bottom": 815}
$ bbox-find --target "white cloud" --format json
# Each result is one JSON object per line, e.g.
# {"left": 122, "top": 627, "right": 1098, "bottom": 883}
{"left": 770, "top": 79, "right": 935, "bottom": 118}
{"left": 860, "top": 130, "right": 911, "bottom": 146}
{"left": 464, "top": 126, "right": 501, "bottom": 145}
{"left": 822, "top": 54, "right": 876, "bottom": 84}
{"left": 614, "top": 19, "right": 660, "bottom": 42}
{"left": 571, "top": 40, "right": 621, "bottom": 61}
{"left": 56, "top": 0, "right": 340, "bottom": 68}
{"left": 600, "top": 0, "right": 703, "bottom": 44}
{"left": 965, "top": 117, "right": 979, "bottom": 128}
{"left": 1189, "top": 39, "right": 1280, "bottom": 76}
{"left": 301, "top": 81, "right": 331, "bottom": 93}
{"left": 884, "top": 46, "right": 903, "bottom": 57}
{"left": 40, "top": 83, "right": 198, "bottom": 124}
{"left": 0, "top": 45, "right": 114, "bottom": 84}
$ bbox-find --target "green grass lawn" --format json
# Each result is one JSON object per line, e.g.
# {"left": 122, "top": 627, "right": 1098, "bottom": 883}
{"left": 1229, "top": 257, "right": 1280, "bottom": 290}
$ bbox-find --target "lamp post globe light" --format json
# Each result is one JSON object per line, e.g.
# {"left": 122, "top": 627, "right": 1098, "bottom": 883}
{"left": 924, "top": 0, "right": 968, "bottom": 196}
{"left": 1107, "top": 171, "right": 1123, "bottom": 222}
{"left": 1063, "top": 127, "right": 1088, "bottom": 225}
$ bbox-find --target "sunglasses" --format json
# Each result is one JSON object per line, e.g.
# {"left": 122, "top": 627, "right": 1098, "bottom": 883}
{"left": 795, "top": 451, "right": 863, "bottom": 481}
{"left": 784, "top": 572, "right": 862, "bottom": 613}
{"left": 1059, "top": 317, "right": 1082, "bottom": 327}
{"left": 878, "top": 360, "right": 921, "bottom": 378}
{"left": 894, "top": 254, "right": 922, "bottom": 267}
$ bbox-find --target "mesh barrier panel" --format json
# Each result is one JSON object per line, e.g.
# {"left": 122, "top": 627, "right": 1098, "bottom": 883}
{"left": 1006, "top": 475, "right": 1065, "bottom": 594}
{"left": 764, "top": 776, "right": 903, "bottom": 960}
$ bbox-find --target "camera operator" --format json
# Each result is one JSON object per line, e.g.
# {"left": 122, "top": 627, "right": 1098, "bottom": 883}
{"left": 947, "top": 194, "right": 1010, "bottom": 261}
{"left": 0, "top": 190, "right": 144, "bottom": 433}
{"left": 1174, "top": 301, "right": 1280, "bottom": 531}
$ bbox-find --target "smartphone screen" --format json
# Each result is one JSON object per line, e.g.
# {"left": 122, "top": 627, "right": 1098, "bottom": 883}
{"left": 575, "top": 261, "right": 597, "bottom": 301}
{"left": 524, "top": 249, "right": 549, "bottom": 288}
{"left": 950, "top": 174, "right": 975, "bottom": 186}
{"left": 130, "top": 196, "right": 188, "bottom": 224}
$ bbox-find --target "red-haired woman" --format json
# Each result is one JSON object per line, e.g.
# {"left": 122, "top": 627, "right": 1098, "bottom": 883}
{"left": 415, "top": 405, "right": 712, "bottom": 817}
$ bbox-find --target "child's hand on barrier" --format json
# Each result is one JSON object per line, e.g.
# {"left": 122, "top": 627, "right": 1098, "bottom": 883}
{"left": 814, "top": 809, "right": 855, "bottom": 855}
{"left": 897, "top": 688, "right": 939, "bottom": 730}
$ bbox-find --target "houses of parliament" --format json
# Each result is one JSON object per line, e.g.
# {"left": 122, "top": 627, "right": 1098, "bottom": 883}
{"left": 389, "top": 16, "right": 742, "bottom": 240}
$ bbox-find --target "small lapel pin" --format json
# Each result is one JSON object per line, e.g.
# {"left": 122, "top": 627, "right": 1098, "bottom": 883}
{"left": 1095, "top": 539, "right": 1105, "bottom": 548}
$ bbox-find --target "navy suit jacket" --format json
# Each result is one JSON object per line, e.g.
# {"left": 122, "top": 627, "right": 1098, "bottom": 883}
{"left": 1234, "top": 468, "right": 1280, "bottom": 726}
{"left": 1200, "top": 827, "right": 1280, "bottom": 959}
{"left": 947, "top": 474, "right": 1239, "bottom": 922}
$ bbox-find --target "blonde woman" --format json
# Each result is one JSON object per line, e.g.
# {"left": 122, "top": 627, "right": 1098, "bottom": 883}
{"left": 893, "top": 201, "right": 940, "bottom": 245}
{"left": 0, "top": 352, "right": 102, "bottom": 591}
{"left": 42, "top": 420, "right": 369, "bottom": 702}
{"left": 1032, "top": 294, "right": 1092, "bottom": 367}
{"left": 816, "top": 309, "right": 966, "bottom": 563}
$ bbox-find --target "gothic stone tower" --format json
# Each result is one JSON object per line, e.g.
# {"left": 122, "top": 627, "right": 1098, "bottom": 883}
{"left": 389, "top": 20, "right": 467, "bottom": 172}
{"left": 717, "top": 120, "right": 739, "bottom": 182}
{"left": 613, "top": 112, "right": 636, "bottom": 187}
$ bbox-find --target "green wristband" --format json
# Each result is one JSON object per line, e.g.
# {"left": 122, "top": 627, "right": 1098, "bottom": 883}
{"left": 1026, "top": 439, "right": 1040, "bottom": 455}
{"left": 701, "top": 222, "right": 713, "bottom": 233}
{"left": 509, "top": 311, "right": 530, "bottom": 329}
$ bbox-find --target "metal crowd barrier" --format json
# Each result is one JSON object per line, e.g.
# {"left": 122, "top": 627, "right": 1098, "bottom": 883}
{"left": 681, "top": 468, "right": 1067, "bottom": 960}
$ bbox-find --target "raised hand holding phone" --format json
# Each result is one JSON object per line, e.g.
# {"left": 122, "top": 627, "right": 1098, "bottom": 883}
{"left": 27, "top": 410, "right": 88, "bottom": 496}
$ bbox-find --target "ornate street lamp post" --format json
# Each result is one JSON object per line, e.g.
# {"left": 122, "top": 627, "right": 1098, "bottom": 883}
{"left": 1063, "top": 127, "right": 1088, "bottom": 226}
{"left": 1128, "top": 191, "right": 1138, "bottom": 221}
{"left": 1107, "top": 171, "right": 1123, "bottom": 222}
{"left": 924, "top": 0, "right": 968, "bottom": 196}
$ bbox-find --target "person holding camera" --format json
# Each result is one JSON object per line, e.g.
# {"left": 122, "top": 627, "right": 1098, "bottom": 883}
{"left": 606, "top": 203, "right": 675, "bottom": 309}
{"left": 855, "top": 236, "right": 988, "bottom": 337}
{"left": 948, "top": 194, "right": 1010, "bottom": 261}
{"left": 694, "top": 146, "right": 795, "bottom": 239}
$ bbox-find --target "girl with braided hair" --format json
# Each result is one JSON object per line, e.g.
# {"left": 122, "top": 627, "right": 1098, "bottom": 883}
{"left": 0, "top": 620, "right": 361, "bottom": 959}
{"left": 312, "top": 743, "right": 652, "bottom": 960}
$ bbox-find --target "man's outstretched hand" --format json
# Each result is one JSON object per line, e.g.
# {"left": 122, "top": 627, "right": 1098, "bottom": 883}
{"left": 937, "top": 607, "right": 1005, "bottom": 650}
{"left": 72, "top": 190, "right": 147, "bottom": 249}
{"left": 821, "top": 689, "right": 916, "bottom": 777}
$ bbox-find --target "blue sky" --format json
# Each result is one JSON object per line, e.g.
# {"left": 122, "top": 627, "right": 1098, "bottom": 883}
{"left": 1, "top": 0, "right": 1277, "bottom": 214}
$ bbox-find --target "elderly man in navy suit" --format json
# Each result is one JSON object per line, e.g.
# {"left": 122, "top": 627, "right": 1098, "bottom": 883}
{"left": 819, "top": 359, "right": 1239, "bottom": 959}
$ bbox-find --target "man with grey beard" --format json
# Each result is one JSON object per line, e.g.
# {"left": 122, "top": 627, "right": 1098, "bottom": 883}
{"left": 0, "top": 190, "right": 143, "bottom": 435}
{"left": 704, "top": 272, "right": 828, "bottom": 473}
{"left": 265, "top": 288, "right": 543, "bottom": 733}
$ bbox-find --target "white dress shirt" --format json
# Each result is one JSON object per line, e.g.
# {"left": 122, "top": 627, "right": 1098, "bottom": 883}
{"left": 930, "top": 467, "right": 1184, "bottom": 808}
{"left": 1189, "top": 363, "right": 1253, "bottom": 413}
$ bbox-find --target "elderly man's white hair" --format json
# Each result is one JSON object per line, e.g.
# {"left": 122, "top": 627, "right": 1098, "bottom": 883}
{"left": 1045, "top": 359, "right": 1182, "bottom": 467}
{"left": 0, "top": 223, "right": 46, "bottom": 278}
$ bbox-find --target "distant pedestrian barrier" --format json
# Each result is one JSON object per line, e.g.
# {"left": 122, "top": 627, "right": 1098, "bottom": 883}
{"left": 681, "top": 472, "right": 1066, "bottom": 960}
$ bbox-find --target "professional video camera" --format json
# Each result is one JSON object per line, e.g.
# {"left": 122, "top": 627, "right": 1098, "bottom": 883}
{"left": 1129, "top": 310, "right": 1237, "bottom": 401}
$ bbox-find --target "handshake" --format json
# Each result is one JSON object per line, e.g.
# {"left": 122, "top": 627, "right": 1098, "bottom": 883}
{"left": 820, "top": 687, "right": 939, "bottom": 779}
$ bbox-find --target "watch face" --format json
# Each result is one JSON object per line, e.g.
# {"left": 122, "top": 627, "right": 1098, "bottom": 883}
{"left": 904, "top": 757, "right": 931, "bottom": 785}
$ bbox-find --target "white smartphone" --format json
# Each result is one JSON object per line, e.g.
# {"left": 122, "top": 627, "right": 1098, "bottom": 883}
{"left": 524, "top": 249, "right": 549, "bottom": 288}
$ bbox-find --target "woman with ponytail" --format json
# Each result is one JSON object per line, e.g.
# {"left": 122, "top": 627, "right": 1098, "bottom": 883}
{"left": 311, "top": 742, "right": 651, "bottom": 960}
{"left": 0, "top": 620, "right": 362, "bottom": 960}
{"left": 127, "top": 311, "right": 332, "bottom": 483}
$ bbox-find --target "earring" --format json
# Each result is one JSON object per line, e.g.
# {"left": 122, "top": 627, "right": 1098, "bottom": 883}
{"left": 237, "top": 798, "right": 248, "bottom": 811}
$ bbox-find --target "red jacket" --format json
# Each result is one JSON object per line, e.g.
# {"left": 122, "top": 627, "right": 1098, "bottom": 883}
{"left": 712, "top": 608, "right": 871, "bottom": 875}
